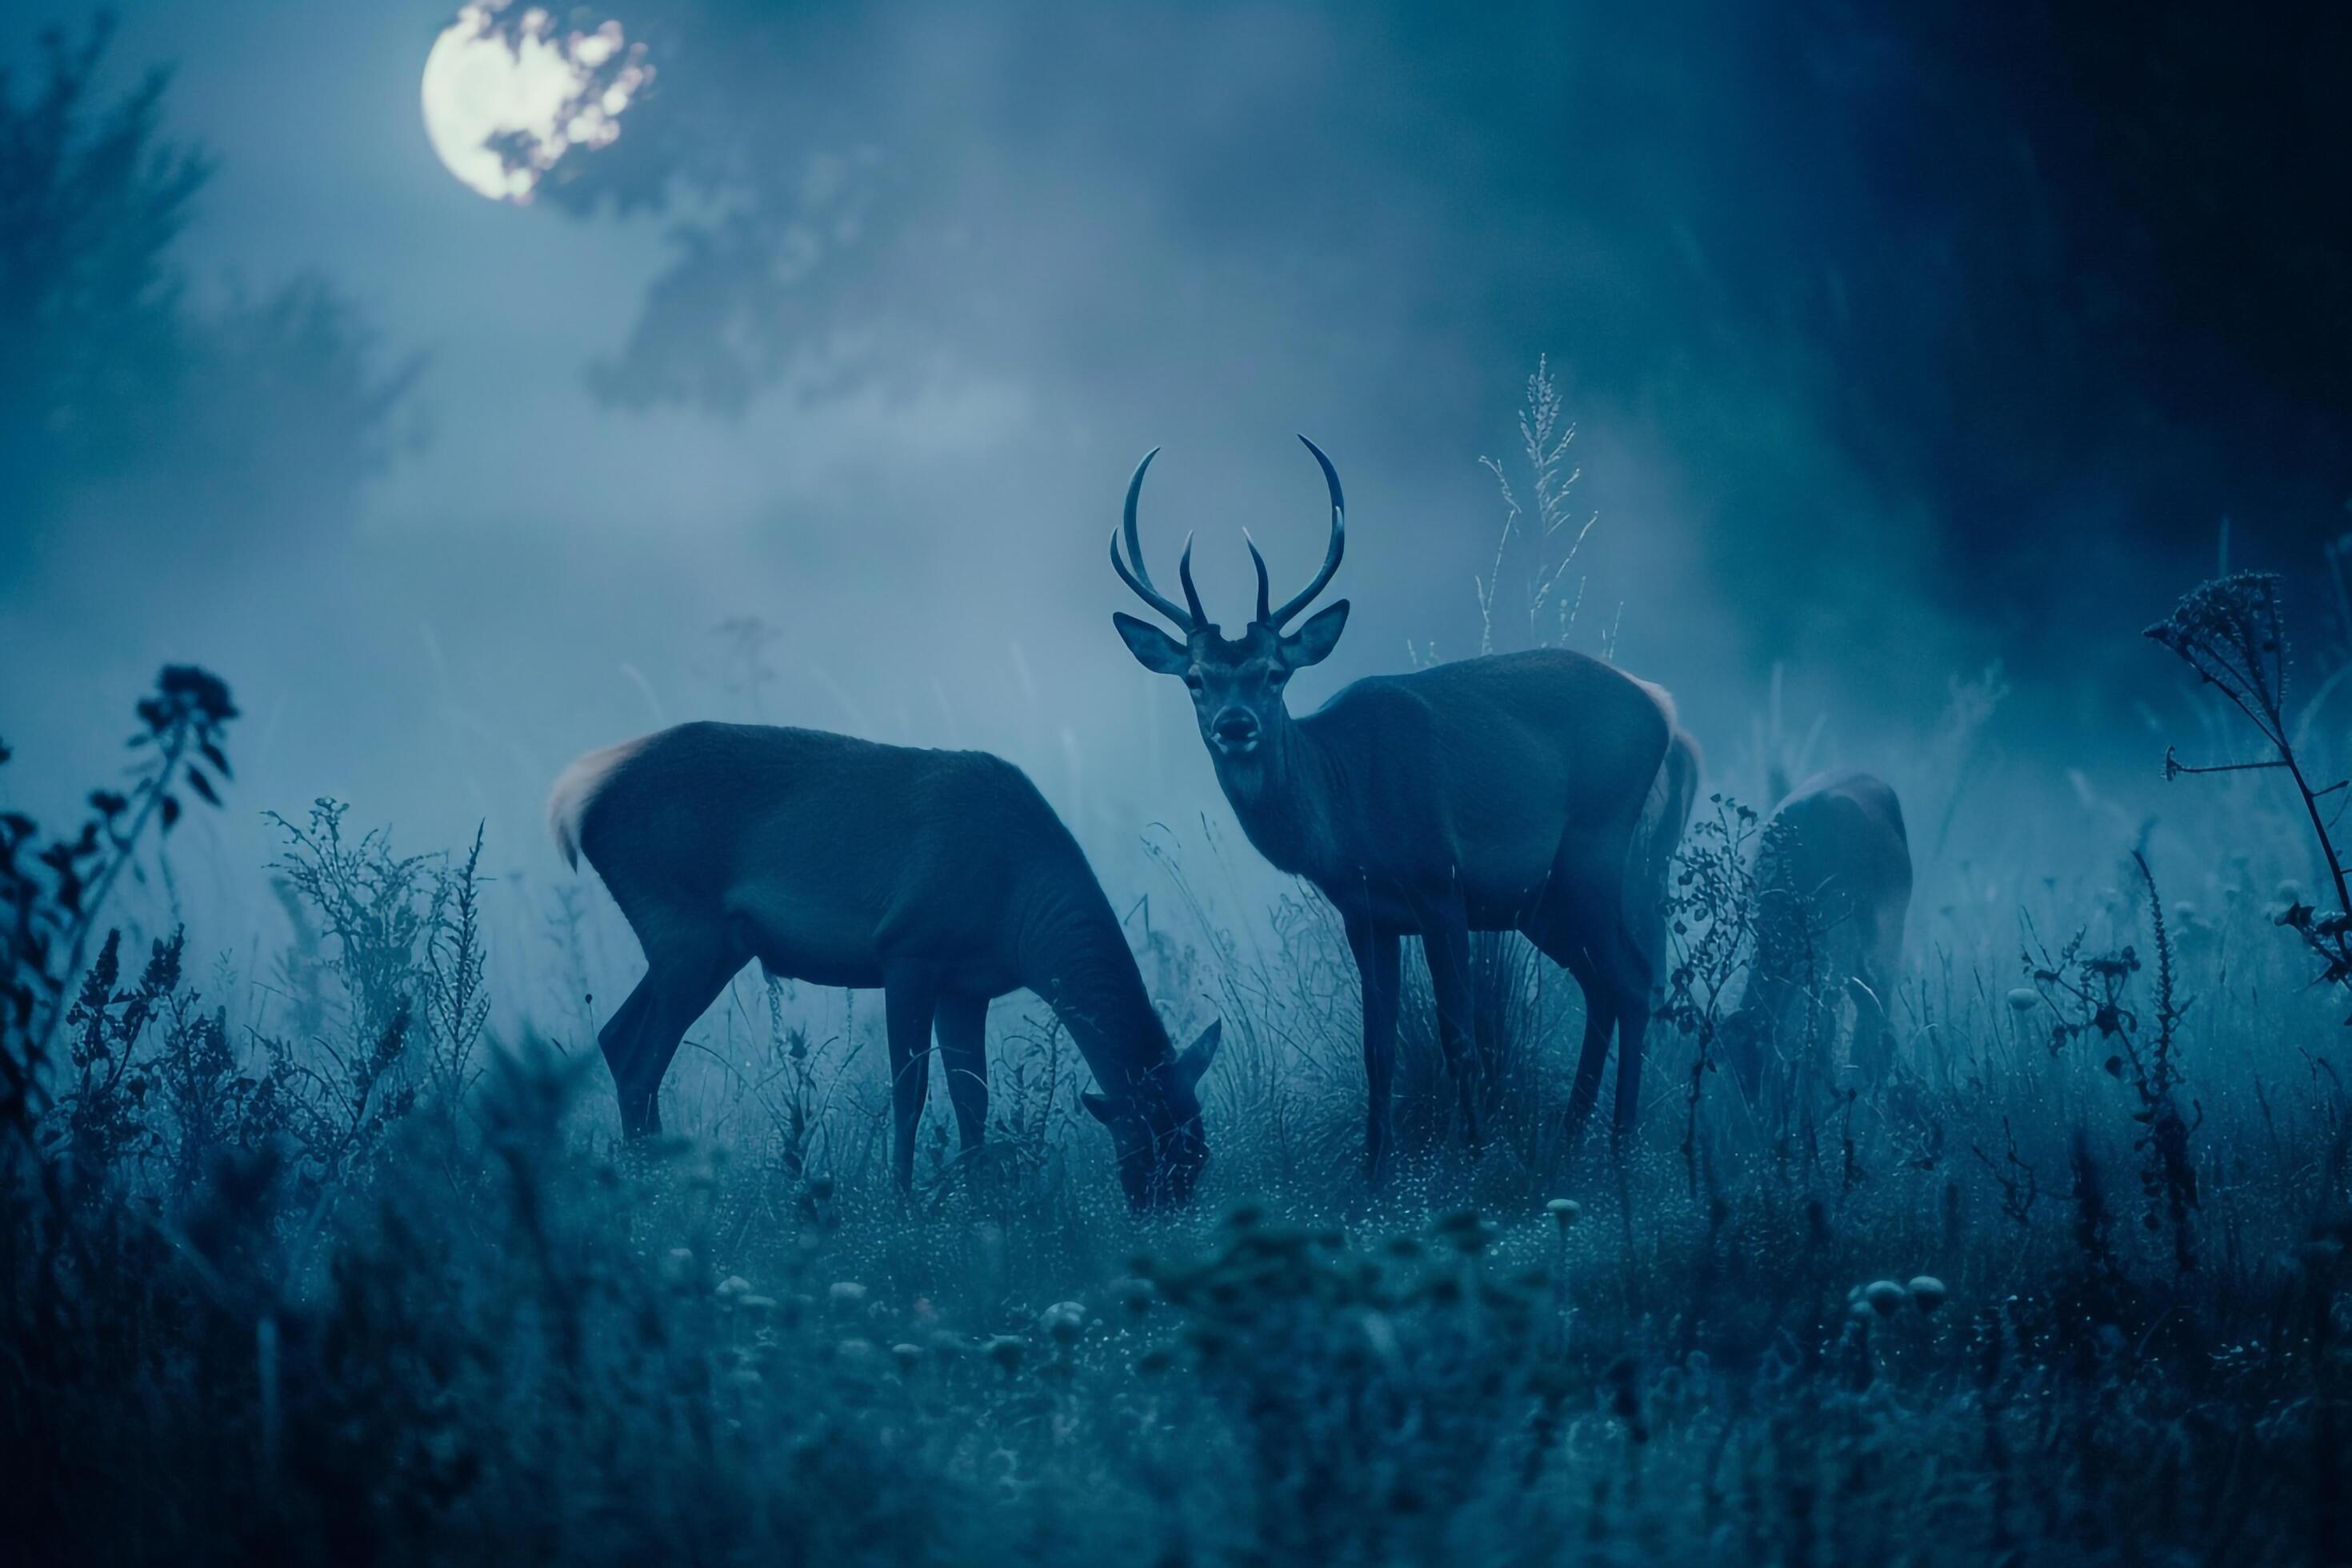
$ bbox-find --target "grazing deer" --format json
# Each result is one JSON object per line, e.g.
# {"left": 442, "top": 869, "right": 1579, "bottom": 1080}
{"left": 1722, "top": 768, "right": 1911, "bottom": 1098}
{"left": 1108, "top": 438, "right": 1699, "bottom": 1167}
{"left": 548, "top": 723, "right": 1221, "bottom": 1207}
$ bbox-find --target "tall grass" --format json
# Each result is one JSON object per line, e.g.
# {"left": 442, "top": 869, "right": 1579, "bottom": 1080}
{"left": 6, "top": 598, "right": 2352, "bottom": 1565}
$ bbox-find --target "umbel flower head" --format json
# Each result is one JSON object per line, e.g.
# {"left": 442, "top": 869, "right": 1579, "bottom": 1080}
{"left": 2145, "top": 574, "right": 2290, "bottom": 748}
{"left": 138, "top": 666, "right": 239, "bottom": 738}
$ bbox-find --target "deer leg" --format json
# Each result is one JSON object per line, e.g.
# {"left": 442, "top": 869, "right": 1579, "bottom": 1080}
{"left": 604, "top": 932, "right": 743, "bottom": 1138}
{"left": 1719, "top": 1002, "right": 1763, "bottom": 1100}
{"left": 1726, "top": 968, "right": 1793, "bottom": 1105}
{"left": 1558, "top": 948, "right": 1616, "bottom": 1144}
{"left": 1851, "top": 903, "right": 1905, "bottom": 1082}
{"left": 933, "top": 991, "right": 990, "bottom": 1158}
{"left": 1422, "top": 914, "right": 1484, "bottom": 1149}
{"left": 1592, "top": 927, "right": 1658, "bottom": 1146}
{"left": 598, "top": 978, "right": 658, "bottom": 1136}
{"left": 883, "top": 975, "right": 939, "bottom": 1195}
{"left": 1530, "top": 926, "right": 1612, "bottom": 1142}
{"left": 1351, "top": 923, "right": 1403, "bottom": 1183}
{"left": 1846, "top": 964, "right": 1894, "bottom": 1083}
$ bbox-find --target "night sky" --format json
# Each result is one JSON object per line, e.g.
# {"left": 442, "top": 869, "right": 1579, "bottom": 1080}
{"left": 4, "top": 0, "right": 2346, "bottom": 942}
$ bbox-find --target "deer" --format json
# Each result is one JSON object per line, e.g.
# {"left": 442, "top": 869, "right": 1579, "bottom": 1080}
{"left": 1721, "top": 768, "right": 1911, "bottom": 1102}
{"left": 1107, "top": 437, "right": 1700, "bottom": 1171}
{"left": 547, "top": 722, "right": 1222, "bottom": 1208}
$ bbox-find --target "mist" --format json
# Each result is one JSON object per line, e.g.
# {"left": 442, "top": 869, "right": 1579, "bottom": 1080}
{"left": 9, "top": 5, "right": 2352, "bottom": 1560}
{"left": 9, "top": 1, "right": 2343, "bottom": 874}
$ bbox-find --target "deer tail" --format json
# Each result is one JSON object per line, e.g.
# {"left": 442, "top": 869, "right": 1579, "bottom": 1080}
{"left": 1624, "top": 697, "right": 1703, "bottom": 965}
{"left": 546, "top": 735, "right": 649, "bottom": 871}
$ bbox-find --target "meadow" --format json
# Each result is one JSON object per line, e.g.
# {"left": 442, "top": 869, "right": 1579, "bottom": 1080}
{"left": 6, "top": 568, "right": 2351, "bottom": 1568}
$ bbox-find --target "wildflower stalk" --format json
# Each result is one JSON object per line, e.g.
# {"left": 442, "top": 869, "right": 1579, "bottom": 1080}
{"left": 2147, "top": 573, "right": 2350, "bottom": 915}
{"left": 3, "top": 667, "right": 238, "bottom": 1126}
{"left": 2150, "top": 572, "right": 2352, "bottom": 1018}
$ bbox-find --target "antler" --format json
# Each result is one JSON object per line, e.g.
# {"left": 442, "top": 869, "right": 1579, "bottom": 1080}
{"left": 1255, "top": 434, "right": 1346, "bottom": 631}
{"left": 1109, "top": 447, "right": 1206, "bottom": 632}
{"left": 1114, "top": 437, "right": 1345, "bottom": 634}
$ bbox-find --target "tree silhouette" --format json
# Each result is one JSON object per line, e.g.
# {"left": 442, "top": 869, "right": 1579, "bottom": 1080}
{"left": 0, "top": 18, "right": 208, "bottom": 518}
{"left": 0, "top": 16, "right": 413, "bottom": 581}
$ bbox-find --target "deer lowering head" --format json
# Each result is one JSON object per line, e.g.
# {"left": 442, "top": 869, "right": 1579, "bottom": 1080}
{"left": 1109, "top": 436, "right": 1351, "bottom": 778}
{"left": 550, "top": 722, "right": 1223, "bottom": 1210}
{"left": 1082, "top": 1038, "right": 1218, "bottom": 1208}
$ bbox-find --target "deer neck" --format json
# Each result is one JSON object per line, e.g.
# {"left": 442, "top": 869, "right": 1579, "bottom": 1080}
{"left": 1210, "top": 716, "right": 1342, "bottom": 881}
{"left": 1013, "top": 880, "right": 1171, "bottom": 1095}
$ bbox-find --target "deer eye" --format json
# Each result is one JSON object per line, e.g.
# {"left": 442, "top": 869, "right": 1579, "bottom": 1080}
{"left": 1269, "top": 668, "right": 1290, "bottom": 686}
{"left": 1182, "top": 670, "right": 1204, "bottom": 691}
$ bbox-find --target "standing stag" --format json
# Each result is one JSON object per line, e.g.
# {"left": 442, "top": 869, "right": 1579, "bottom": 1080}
{"left": 1722, "top": 768, "right": 1911, "bottom": 1098}
{"left": 549, "top": 723, "right": 1220, "bottom": 1208}
{"left": 1108, "top": 438, "right": 1698, "bottom": 1168}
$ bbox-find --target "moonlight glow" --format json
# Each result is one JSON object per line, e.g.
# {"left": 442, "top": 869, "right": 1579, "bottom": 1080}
{"left": 420, "top": 3, "right": 649, "bottom": 202}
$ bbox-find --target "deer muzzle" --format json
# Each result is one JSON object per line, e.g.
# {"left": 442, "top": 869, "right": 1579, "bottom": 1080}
{"left": 1211, "top": 710, "right": 1262, "bottom": 754}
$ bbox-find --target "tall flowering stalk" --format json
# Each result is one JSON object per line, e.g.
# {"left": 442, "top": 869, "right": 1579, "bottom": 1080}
{"left": 2146, "top": 572, "right": 2352, "bottom": 1006}
{"left": 2, "top": 668, "right": 238, "bottom": 1132}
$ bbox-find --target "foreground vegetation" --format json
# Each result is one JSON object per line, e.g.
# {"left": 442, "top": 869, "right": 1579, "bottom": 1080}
{"left": 6, "top": 594, "right": 2351, "bottom": 1564}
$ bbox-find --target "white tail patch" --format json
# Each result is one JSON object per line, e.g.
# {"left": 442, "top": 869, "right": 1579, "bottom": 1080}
{"left": 547, "top": 735, "right": 650, "bottom": 870}
{"left": 1623, "top": 704, "right": 1703, "bottom": 967}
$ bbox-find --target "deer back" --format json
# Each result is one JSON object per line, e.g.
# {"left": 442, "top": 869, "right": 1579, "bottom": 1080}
{"left": 564, "top": 723, "right": 1092, "bottom": 990}
{"left": 1291, "top": 649, "right": 1674, "bottom": 907}
{"left": 1756, "top": 768, "right": 1912, "bottom": 968}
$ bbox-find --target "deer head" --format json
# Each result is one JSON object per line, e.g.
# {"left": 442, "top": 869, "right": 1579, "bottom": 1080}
{"left": 1109, "top": 437, "right": 1351, "bottom": 777}
{"left": 1082, "top": 1021, "right": 1222, "bottom": 1207}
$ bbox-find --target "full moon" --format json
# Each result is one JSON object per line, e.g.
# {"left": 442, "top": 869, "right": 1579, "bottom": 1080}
{"left": 421, "top": 3, "right": 649, "bottom": 202}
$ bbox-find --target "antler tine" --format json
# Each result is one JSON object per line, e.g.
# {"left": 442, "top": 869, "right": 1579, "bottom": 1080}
{"left": 1110, "top": 529, "right": 1189, "bottom": 628}
{"left": 1244, "top": 530, "right": 1273, "bottom": 624}
{"left": 1265, "top": 434, "right": 1347, "bottom": 630}
{"left": 1177, "top": 534, "right": 1208, "bottom": 627}
{"left": 1110, "top": 446, "right": 1195, "bottom": 630}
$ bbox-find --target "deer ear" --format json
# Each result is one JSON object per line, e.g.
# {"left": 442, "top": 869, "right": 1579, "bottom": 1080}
{"left": 1081, "top": 1090, "right": 1118, "bottom": 1124}
{"left": 1281, "top": 600, "right": 1349, "bottom": 668}
{"left": 1113, "top": 612, "right": 1192, "bottom": 675}
{"left": 1174, "top": 1020, "right": 1222, "bottom": 1091}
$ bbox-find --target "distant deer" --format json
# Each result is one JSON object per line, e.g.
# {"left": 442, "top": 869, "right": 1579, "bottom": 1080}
{"left": 1722, "top": 768, "right": 1911, "bottom": 1098}
{"left": 548, "top": 723, "right": 1221, "bottom": 1207}
{"left": 1108, "top": 438, "right": 1699, "bottom": 1167}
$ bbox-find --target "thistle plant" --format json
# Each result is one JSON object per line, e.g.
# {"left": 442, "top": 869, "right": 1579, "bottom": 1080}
{"left": 1657, "top": 794, "right": 1762, "bottom": 1184}
{"left": 2147, "top": 572, "right": 2352, "bottom": 1010}
{"left": 2019, "top": 854, "right": 2200, "bottom": 1274}
{"left": 2, "top": 667, "right": 237, "bottom": 1136}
